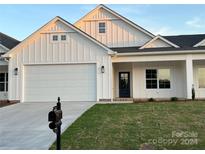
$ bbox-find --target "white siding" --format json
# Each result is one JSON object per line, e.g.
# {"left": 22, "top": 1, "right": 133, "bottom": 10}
{"left": 144, "top": 39, "right": 172, "bottom": 48}
{"left": 75, "top": 8, "right": 152, "bottom": 47}
{"left": 8, "top": 20, "right": 112, "bottom": 102}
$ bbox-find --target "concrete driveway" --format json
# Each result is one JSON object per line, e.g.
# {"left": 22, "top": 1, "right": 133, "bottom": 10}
{"left": 0, "top": 101, "right": 95, "bottom": 150}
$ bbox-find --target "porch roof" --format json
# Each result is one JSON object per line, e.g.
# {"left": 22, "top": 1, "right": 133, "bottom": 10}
{"left": 111, "top": 46, "right": 205, "bottom": 54}
{"left": 111, "top": 34, "right": 205, "bottom": 54}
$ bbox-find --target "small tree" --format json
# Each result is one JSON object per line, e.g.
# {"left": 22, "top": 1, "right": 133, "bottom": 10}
{"left": 192, "top": 86, "right": 195, "bottom": 100}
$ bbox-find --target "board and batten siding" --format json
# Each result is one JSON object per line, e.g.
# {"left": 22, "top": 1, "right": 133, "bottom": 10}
{"left": 143, "top": 39, "right": 172, "bottom": 48}
{"left": 75, "top": 8, "right": 152, "bottom": 48}
{"left": 8, "top": 20, "right": 112, "bottom": 102}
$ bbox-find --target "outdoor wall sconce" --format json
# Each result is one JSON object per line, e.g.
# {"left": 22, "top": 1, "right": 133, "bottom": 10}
{"left": 101, "top": 65, "right": 105, "bottom": 73}
{"left": 14, "top": 68, "right": 18, "bottom": 76}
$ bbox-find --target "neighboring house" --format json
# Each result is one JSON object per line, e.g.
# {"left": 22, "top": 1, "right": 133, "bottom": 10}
{"left": 2, "top": 4, "right": 205, "bottom": 102}
{"left": 0, "top": 32, "right": 19, "bottom": 100}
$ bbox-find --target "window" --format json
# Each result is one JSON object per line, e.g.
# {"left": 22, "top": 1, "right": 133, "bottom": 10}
{"left": 99, "top": 22, "right": 106, "bottom": 33}
{"left": 198, "top": 68, "right": 205, "bottom": 88}
{"left": 0, "top": 73, "right": 8, "bottom": 92}
{"left": 146, "top": 69, "right": 171, "bottom": 89}
{"left": 146, "top": 69, "right": 157, "bottom": 89}
{"left": 159, "top": 69, "right": 171, "bottom": 89}
{"left": 52, "top": 35, "right": 58, "bottom": 41}
{"left": 61, "top": 35, "right": 66, "bottom": 41}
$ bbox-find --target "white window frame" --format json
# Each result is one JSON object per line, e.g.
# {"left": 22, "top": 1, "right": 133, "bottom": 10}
{"left": 0, "top": 72, "right": 8, "bottom": 92}
{"left": 158, "top": 69, "right": 171, "bottom": 89}
{"left": 198, "top": 68, "right": 205, "bottom": 89}
{"left": 51, "top": 34, "right": 68, "bottom": 43}
{"left": 98, "top": 22, "right": 106, "bottom": 34}
{"left": 145, "top": 69, "right": 158, "bottom": 89}
{"left": 145, "top": 68, "right": 171, "bottom": 89}
{"left": 61, "top": 34, "right": 67, "bottom": 41}
{"left": 52, "top": 34, "right": 58, "bottom": 42}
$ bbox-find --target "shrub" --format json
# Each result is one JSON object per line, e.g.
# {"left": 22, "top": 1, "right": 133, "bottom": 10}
{"left": 148, "top": 98, "right": 155, "bottom": 102}
{"left": 171, "top": 97, "right": 178, "bottom": 101}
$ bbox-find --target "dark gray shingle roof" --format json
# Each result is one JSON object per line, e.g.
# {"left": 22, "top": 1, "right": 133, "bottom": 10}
{"left": 164, "top": 34, "right": 205, "bottom": 48}
{"left": 0, "top": 32, "right": 20, "bottom": 49}
{"left": 111, "top": 34, "right": 205, "bottom": 53}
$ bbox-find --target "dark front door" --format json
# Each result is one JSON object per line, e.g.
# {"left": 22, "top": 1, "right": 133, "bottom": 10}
{"left": 119, "top": 72, "right": 130, "bottom": 97}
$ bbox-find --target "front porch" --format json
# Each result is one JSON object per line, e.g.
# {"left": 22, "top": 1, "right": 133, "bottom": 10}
{"left": 112, "top": 56, "right": 205, "bottom": 100}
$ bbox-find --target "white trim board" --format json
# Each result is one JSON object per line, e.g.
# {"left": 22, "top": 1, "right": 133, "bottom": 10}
{"left": 140, "top": 35, "right": 180, "bottom": 49}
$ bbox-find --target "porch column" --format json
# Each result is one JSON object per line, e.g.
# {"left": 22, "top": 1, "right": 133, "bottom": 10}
{"left": 185, "top": 55, "right": 193, "bottom": 99}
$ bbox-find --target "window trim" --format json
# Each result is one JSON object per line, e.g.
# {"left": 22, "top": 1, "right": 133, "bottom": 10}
{"left": 52, "top": 35, "right": 58, "bottom": 41}
{"left": 61, "top": 34, "right": 67, "bottom": 41}
{"left": 51, "top": 34, "right": 68, "bottom": 43}
{"left": 158, "top": 69, "right": 171, "bottom": 89}
{"left": 0, "top": 72, "right": 8, "bottom": 92}
{"left": 198, "top": 67, "right": 205, "bottom": 89}
{"left": 98, "top": 22, "right": 106, "bottom": 34}
{"left": 145, "top": 68, "right": 171, "bottom": 90}
{"left": 145, "top": 69, "right": 158, "bottom": 89}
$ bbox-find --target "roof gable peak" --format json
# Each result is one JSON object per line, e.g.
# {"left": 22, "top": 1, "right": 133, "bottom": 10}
{"left": 74, "top": 4, "right": 155, "bottom": 38}
{"left": 3, "top": 16, "right": 114, "bottom": 57}
{"left": 140, "top": 35, "right": 180, "bottom": 49}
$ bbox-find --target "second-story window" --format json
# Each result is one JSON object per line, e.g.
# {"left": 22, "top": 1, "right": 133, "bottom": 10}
{"left": 61, "top": 35, "right": 66, "bottom": 41}
{"left": 99, "top": 22, "right": 106, "bottom": 33}
{"left": 52, "top": 35, "right": 58, "bottom": 41}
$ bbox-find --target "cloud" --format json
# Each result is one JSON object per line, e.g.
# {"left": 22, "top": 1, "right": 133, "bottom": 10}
{"left": 113, "top": 5, "right": 151, "bottom": 16}
{"left": 186, "top": 17, "right": 204, "bottom": 28}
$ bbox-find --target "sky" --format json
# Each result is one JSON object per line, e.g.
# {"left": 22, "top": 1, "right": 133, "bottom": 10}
{"left": 1, "top": 4, "right": 205, "bottom": 41}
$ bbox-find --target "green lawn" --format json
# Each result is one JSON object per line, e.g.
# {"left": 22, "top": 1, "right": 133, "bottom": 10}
{"left": 50, "top": 102, "right": 205, "bottom": 150}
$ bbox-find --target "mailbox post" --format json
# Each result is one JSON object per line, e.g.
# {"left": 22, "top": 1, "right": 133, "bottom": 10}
{"left": 56, "top": 97, "right": 61, "bottom": 150}
{"left": 48, "top": 97, "right": 63, "bottom": 150}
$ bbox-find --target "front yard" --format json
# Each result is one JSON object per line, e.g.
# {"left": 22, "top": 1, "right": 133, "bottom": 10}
{"left": 50, "top": 101, "right": 205, "bottom": 150}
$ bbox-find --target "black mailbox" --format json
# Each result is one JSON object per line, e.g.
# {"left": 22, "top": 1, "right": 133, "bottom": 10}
{"left": 48, "top": 110, "right": 56, "bottom": 122}
{"left": 48, "top": 97, "right": 63, "bottom": 150}
{"left": 55, "top": 110, "right": 63, "bottom": 122}
{"left": 49, "top": 121, "right": 57, "bottom": 129}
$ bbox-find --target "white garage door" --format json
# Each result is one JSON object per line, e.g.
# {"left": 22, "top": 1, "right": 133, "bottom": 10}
{"left": 24, "top": 64, "right": 96, "bottom": 102}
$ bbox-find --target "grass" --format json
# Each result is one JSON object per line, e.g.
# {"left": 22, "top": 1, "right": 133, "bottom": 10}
{"left": 50, "top": 101, "right": 205, "bottom": 150}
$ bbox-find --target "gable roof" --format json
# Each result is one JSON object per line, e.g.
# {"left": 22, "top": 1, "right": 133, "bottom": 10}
{"left": 164, "top": 34, "right": 205, "bottom": 48}
{"left": 75, "top": 4, "right": 155, "bottom": 38}
{"left": 0, "top": 32, "right": 20, "bottom": 50}
{"left": 111, "top": 34, "right": 205, "bottom": 53}
{"left": 193, "top": 38, "right": 205, "bottom": 47}
{"left": 3, "top": 16, "right": 114, "bottom": 57}
{"left": 140, "top": 35, "right": 179, "bottom": 49}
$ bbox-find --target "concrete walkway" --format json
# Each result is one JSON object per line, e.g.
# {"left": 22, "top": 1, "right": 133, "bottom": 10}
{"left": 0, "top": 101, "right": 95, "bottom": 150}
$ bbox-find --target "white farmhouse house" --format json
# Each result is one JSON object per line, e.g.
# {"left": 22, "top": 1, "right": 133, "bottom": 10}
{"left": 2, "top": 4, "right": 205, "bottom": 102}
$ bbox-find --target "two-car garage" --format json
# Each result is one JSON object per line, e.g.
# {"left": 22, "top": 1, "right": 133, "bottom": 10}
{"left": 4, "top": 17, "right": 112, "bottom": 102}
{"left": 24, "top": 64, "right": 97, "bottom": 102}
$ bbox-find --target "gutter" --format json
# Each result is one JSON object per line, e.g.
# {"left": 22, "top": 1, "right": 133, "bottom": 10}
{"left": 115, "top": 49, "right": 205, "bottom": 56}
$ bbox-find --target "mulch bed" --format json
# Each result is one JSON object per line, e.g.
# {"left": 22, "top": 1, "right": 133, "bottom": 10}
{"left": 0, "top": 101, "right": 17, "bottom": 108}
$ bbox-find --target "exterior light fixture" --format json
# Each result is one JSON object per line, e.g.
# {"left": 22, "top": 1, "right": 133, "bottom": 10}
{"left": 101, "top": 66, "right": 105, "bottom": 73}
{"left": 14, "top": 68, "right": 18, "bottom": 76}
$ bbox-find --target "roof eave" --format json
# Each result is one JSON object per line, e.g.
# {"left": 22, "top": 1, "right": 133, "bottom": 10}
{"left": 116, "top": 49, "right": 205, "bottom": 56}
